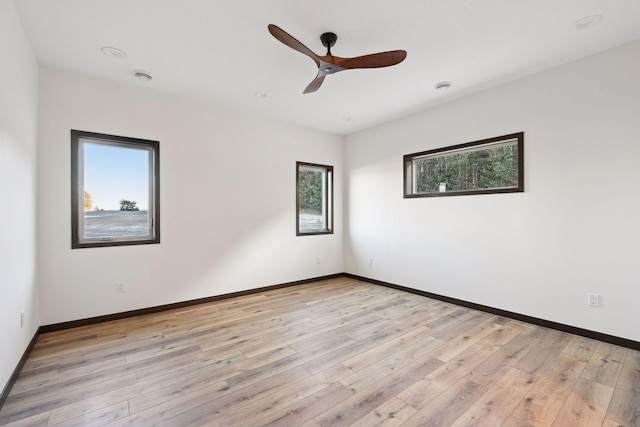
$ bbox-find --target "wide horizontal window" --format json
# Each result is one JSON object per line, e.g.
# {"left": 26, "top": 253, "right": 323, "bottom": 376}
{"left": 404, "top": 132, "right": 524, "bottom": 198}
{"left": 71, "top": 130, "right": 160, "bottom": 248}
{"left": 297, "top": 162, "right": 333, "bottom": 235}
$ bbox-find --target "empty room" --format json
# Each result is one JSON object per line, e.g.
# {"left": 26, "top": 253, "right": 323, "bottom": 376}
{"left": 1, "top": 0, "right": 639, "bottom": 425}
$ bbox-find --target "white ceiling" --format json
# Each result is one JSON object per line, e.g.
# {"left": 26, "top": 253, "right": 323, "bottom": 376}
{"left": 14, "top": 0, "right": 640, "bottom": 135}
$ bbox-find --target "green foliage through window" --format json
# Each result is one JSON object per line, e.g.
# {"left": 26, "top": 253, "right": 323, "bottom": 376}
{"left": 297, "top": 162, "right": 333, "bottom": 235}
{"left": 404, "top": 132, "right": 524, "bottom": 198}
{"left": 119, "top": 199, "right": 140, "bottom": 211}
{"left": 298, "top": 170, "right": 323, "bottom": 214}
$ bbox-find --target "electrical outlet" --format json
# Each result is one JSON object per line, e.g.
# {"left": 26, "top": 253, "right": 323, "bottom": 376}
{"left": 368, "top": 258, "right": 374, "bottom": 267}
{"left": 316, "top": 256, "right": 321, "bottom": 265}
{"left": 116, "top": 283, "right": 126, "bottom": 293}
{"left": 20, "top": 311, "right": 24, "bottom": 328}
{"left": 588, "top": 293, "right": 600, "bottom": 307}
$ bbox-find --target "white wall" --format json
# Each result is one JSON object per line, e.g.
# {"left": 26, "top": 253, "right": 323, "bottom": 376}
{"left": 344, "top": 40, "right": 640, "bottom": 342}
{"left": 0, "top": 0, "right": 40, "bottom": 391}
{"left": 37, "top": 68, "right": 343, "bottom": 325}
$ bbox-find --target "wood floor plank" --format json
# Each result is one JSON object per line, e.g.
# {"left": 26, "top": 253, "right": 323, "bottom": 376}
{"left": 550, "top": 377, "right": 614, "bottom": 427}
{"left": 22, "top": 334, "right": 128, "bottom": 371}
{"left": 562, "top": 335, "right": 600, "bottom": 362}
{"left": 128, "top": 373, "right": 230, "bottom": 415}
{"left": 147, "top": 366, "right": 311, "bottom": 427}
{"left": 479, "top": 320, "right": 526, "bottom": 347}
{"left": 382, "top": 305, "right": 444, "bottom": 325}
{"left": 465, "top": 333, "right": 538, "bottom": 387}
{"left": 429, "top": 316, "right": 502, "bottom": 362}
{"left": 315, "top": 356, "right": 444, "bottom": 427}
{"left": 49, "top": 401, "right": 129, "bottom": 427}
{"left": 0, "top": 411, "right": 50, "bottom": 427}
{"left": 397, "top": 342, "right": 497, "bottom": 410}
{"left": 341, "top": 326, "right": 436, "bottom": 373}
{"left": 604, "top": 349, "right": 640, "bottom": 427}
{"left": 311, "top": 363, "right": 354, "bottom": 384}
{"left": 286, "top": 315, "right": 380, "bottom": 354}
{"left": 46, "top": 362, "right": 226, "bottom": 426}
{"left": 508, "top": 352, "right": 589, "bottom": 426}
{"left": 374, "top": 294, "right": 434, "bottom": 320}
{"left": 340, "top": 338, "right": 443, "bottom": 395}
{"left": 8, "top": 345, "right": 199, "bottom": 412}
{"left": 581, "top": 342, "right": 626, "bottom": 387}
{"left": 450, "top": 368, "right": 535, "bottom": 426}
{"left": 351, "top": 397, "right": 417, "bottom": 426}
{"left": 514, "top": 329, "right": 574, "bottom": 381}
{"left": 302, "top": 323, "right": 419, "bottom": 375}
{"left": 262, "top": 382, "right": 354, "bottom": 427}
{"left": 194, "top": 374, "right": 328, "bottom": 426}
{"left": 10, "top": 355, "right": 127, "bottom": 395}
{"left": 45, "top": 347, "right": 244, "bottom": 425}
{"left": 0, "top": 374, "right": 137, "bottom": 425}
{"left": 501, "top": 416, "right": 537, "bottom": 427}
{"left": 105, "top": 379, "right": 231, "bottom": 426}
{"left": 425, "top": 307, "right": 474, "bottom": 330}
{"left": 402, "top": 378, "right": 487, "bottom": 427}
{"left": 272, "top": 315, "right": 346, "bottom": 338}
{"left": 430, "top": 311, "right": 490, "bottom": 342}
{"left": 1, "top": 277, "right": 639, "bottom": 427}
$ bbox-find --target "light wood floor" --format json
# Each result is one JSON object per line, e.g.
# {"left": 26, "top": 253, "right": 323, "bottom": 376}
{"left": 1, "top": 277, "right": 639, "bottom": 426}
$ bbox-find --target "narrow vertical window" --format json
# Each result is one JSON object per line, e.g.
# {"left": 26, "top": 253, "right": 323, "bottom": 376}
{"left": 71, "top": 130, "right": 160, "bottom": 248}
{"left": 296, "top": 162, "right": 333, "bottom": 235}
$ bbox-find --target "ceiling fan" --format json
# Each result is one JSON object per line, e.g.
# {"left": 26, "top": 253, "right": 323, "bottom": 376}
{"left": 268, "top": 24, "right": 407, "bottom": 94}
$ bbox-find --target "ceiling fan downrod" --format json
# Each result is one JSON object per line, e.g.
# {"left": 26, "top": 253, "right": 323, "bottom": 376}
{"left": 320, "top": 32, "right": 337, "bottom": 56}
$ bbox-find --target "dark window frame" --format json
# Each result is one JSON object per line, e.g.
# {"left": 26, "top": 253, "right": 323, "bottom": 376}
{"left": 296, "top": 161, "right": 334, "bottom": 236}
{"left": 71, "top": 130, "right": 160, "bottom": 249}
{"left": 403, "top": 132, "right": 524, "bottom": 198}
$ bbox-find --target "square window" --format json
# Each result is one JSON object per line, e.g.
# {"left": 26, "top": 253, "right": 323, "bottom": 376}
{"left": 297, "top": 162, "right": 333, "bottom": 235}
{"left": 71, "top": 130, "right": 160, "bottom": 248}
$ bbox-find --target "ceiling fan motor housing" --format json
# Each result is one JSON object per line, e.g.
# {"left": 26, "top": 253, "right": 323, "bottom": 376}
{"left": 321, "top": 32, "right": 337, "bottom": 48}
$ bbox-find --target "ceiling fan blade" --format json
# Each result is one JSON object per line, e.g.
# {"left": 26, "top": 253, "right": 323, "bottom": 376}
{"left": 268, "top": 24, "right": 320, "bottom": 67}
{"left": 303, "top": 74, "right": 326, "bottom": 94}
{"left": 338, "top": 50, "right": 407, "bottom": 69}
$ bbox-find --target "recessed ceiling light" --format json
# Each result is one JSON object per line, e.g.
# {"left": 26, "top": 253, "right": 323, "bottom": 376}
{"left": 574, "top": 15, "right": 603, "bottom": 30}
{"left": 134, "top": 71, "right": 152, "bottom": 82}
{"left": 254, "top": 91, "right": 268, "bottom": 98}
{"left": 435, "top": 81, "right": 452, "bottom": 91}
{"left": 101, "top": 46, "right": 127, "bottom": 59}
